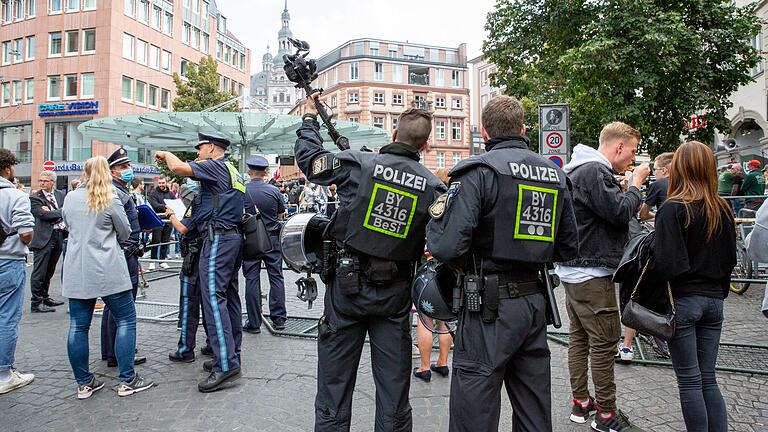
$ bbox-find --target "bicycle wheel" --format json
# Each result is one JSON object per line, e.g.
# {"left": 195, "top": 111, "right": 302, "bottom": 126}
{"left": 730, "top": 247, "right": 753, "bottom": 295}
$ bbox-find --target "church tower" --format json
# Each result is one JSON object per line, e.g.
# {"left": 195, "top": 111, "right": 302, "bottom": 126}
{"left": 275, "top": 1, "right": 292, "bottom": 66}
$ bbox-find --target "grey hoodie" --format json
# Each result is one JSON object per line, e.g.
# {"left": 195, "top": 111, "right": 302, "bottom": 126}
{"left": 0, "top": 177, "right": 34, "bottom": 260}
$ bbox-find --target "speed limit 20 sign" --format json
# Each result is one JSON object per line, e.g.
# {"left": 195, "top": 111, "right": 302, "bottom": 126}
{"left": 539, "top": 104, "right": 570, "bottom": 167}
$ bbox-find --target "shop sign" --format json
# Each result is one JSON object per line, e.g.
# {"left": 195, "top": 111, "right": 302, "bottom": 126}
{"left": 51, "top": 162, "right": 158, "bottom": 174}
{"left": 38, "top": 101, "right": 99, "bottom": 118}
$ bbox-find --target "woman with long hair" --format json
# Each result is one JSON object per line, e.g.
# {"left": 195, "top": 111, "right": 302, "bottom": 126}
{"left": 61, "top": 156, "right": 153, "bottom": 399}
{"left": 652, "top": 141, "right": 736, "bottom": 431}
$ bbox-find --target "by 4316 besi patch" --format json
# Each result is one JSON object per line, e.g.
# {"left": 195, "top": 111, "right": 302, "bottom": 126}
{"left": 514, "top": 184, "right": 558, "bottom": 242}
{"left": 363, "top": 183, "right": 418, "bottom": 238}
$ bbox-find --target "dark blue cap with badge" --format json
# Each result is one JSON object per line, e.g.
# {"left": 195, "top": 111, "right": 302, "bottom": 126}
{"left": 107, "top": 146, "right": 131, "bottom": 167}
{"left": 246, "top": 156, "right": 270, "bottom": 170}
{"left": 196, "top": 132, "right": 230, "bottom": 150}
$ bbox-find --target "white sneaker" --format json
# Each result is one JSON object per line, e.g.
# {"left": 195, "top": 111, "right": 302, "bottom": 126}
{"left": 160, "top": 262, "right": 170, "bottom": 269}
{"left": 148, "top": 263, "right": 156, "bottom": 271}
{"left": 0, "top": 370, "right": 35, "bottom": 395}
{"left": 618, "top": 342, "right": 634, "bottom": 362}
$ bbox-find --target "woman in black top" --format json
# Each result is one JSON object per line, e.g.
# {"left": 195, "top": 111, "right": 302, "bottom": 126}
{"left": 653, "top": 141, "right": 736, "bottom": 432}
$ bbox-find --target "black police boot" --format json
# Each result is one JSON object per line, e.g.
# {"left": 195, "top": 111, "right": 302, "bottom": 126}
{"left": 31, "top": 304, "right": 56, "bottom": 313}
{"left": 242, "top": 326, "right": 261, "bottom": 334}
{"left": 168, "top": 351, "right": 195, "bottom": 363}
{"left": 200, "top": 346, "right": 213, "bottom": 357}
{"left": 203, "top": 360, "right": 213, "bottom": 373}
{"left": 108, "top": 356, "right": 147, "bottom": 368}
{"left": 198, "top": 368, "right": 241, "bottom": 393}
{"left": 43, "top": 298, "right": 65, "bottom": 307}
{"left": 271, "top": 319, "right": 286, "bottom": 331}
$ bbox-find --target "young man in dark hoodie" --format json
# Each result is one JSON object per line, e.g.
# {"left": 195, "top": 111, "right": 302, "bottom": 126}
{"left": 555, "top": 122, "right": 650, "bottom": 431}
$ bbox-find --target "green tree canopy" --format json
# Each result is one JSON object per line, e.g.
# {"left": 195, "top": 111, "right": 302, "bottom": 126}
{"left": 172, "top": 55, "right": 240, "bottom": 112}
{"left": 484, "top": 0, "right": 761, "bottom": 156}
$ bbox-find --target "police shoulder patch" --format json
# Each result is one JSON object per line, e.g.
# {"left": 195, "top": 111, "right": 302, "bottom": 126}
{"left": 184, "top": 206, "right": 193, "bottom": 218}
{"left": 429, "top": 194, "right": 448, "bottom": 219}
{"left": 312, "top": 154, "right": 334, "bottom": 175}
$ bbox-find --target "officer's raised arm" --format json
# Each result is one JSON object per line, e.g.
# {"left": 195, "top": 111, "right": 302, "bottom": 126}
{"left": 294, "top": 94, "right": 351, "bottom": 186}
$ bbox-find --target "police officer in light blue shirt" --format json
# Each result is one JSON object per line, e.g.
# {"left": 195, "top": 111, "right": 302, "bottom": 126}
{"left": 242, "top": 156, "right": 287, "bottom": 333}
{"left": 155, "top": 132, "right": 245, "bottom": 393}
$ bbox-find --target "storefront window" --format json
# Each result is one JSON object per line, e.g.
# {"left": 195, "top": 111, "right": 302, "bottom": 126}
{"left": 0, "top": 124, "right": 33, "bottom": 163}
{"left": 45, "top": 121, "right": 91, "bottom": 161}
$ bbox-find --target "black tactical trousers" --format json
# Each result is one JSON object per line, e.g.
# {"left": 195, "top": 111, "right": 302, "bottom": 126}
{"left": 449, "top": 293, "right": 551, "bottom": 432}
{"left": 315, "top": 276, "right": 413, "bottom": 432}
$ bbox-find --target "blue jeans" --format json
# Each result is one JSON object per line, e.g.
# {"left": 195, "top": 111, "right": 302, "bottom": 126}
{"left": 668, "top": 295, "right": 727, "bottom": 432}
{"left": 68, "top": 290, "right": 137, "bottom": 384}
{"left": 0, "top": 259, "right": 26, "bottom": 372}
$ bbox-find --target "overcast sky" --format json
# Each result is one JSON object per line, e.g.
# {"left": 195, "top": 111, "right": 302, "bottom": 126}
{"left": 217, "top": 0, "right": 497, "bottom": 73}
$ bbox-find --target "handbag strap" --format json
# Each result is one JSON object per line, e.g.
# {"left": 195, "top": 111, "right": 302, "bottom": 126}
{"left": 630, "top": 259, "right": 675, "bottom": 314}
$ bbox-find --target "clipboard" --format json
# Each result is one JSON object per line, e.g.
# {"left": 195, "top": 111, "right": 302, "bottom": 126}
{"left": 137, "top": 204, "right": 164, "bottom": 230}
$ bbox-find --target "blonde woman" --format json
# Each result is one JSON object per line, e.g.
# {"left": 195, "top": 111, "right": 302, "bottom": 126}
{"left": 61, "top": 156, "right": 153, "bottom": 399}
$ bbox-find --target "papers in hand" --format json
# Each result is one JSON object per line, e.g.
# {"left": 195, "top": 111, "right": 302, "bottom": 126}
{"left": 164, "top": 199, "right": 188, "bottom": 220}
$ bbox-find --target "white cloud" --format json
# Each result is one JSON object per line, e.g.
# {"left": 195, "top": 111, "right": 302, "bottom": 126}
{"left": 217, "top": 0, "right": 496, "bottom": 74}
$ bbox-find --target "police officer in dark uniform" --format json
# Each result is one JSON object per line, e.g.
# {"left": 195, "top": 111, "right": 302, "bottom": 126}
{"left": 166, "top": 184, "right": 212, "bottom": 362}
{"left": 426, "top": 96, "right": 579, "bottom": 432}
{"left": 155, "top": 132, "right": 245, "bottom": 392}
{"left": 242, "top": 156, "right": 287, "bottom": 333}
{"left": 103, "top": 147, "right": 147, "bottom": 367}
{"left": 295, "top": 94, "right": 446, "bottom": 432}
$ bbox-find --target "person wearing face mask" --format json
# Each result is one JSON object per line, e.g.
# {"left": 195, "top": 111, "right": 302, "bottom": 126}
{"left": 102, "top": 147, "right": 147, "bottom": 368}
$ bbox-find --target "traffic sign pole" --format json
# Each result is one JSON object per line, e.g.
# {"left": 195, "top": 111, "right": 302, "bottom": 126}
{"left": 539, "top": 104, "right": 570, "bottom": 167}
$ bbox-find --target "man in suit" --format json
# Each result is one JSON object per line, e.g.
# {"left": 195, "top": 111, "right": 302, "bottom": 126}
{"left": 29, "top": 170, "right": 66, "bottom": 313}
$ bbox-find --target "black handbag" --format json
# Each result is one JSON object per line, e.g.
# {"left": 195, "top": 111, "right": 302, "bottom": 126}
{"left": 241, "top": 205, "right": 273, "bottom": 260}
{"left": 621, "top": 259, "right": 676, "bottom": 341}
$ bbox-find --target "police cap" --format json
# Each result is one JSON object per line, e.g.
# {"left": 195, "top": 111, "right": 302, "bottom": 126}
{"left": 246, "top": 156, "right": 270, "bottom": 170}
{"left": 196, "top": 132, "right": 230, "bottom": 150}
{"left": 107, "top": 146, "right": 131, "bottom": 167}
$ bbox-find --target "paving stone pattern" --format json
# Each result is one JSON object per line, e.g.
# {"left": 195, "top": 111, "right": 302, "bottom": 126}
{"left": 2, "top": 265, "right": 767, "bottom": 431}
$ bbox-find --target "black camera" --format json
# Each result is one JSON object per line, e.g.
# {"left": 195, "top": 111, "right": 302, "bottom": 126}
{"left": 283, "top": 38, "right": 350, "bottom": 151}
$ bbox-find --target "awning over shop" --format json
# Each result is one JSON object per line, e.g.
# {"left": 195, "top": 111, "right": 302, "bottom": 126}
{"left": 77, "top": 112, "right": 391, "bottom": 157}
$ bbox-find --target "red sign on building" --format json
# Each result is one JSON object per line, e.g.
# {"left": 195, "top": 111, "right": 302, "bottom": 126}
{"left": 43, "top": 161, "right": 56, "bottom": 171}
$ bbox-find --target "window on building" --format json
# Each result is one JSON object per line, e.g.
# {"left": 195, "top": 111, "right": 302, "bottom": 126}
{"left": 446, "top": 51, "right": 456, "bottom": 64}
{"left": 182, "top": 23, "right": 191, "bottom": 44}
{"left": 123, "top": 0, "right": 133, "bottom": 16}
{"left": 136, "top": 39, "right": 147, "bottom": 64}
{"left": 216, "top": 41, "right": 223, "bottom": 59}
{"left": 164, "top": 12, "right": 173, "bottom": 35}
{"left": 1, "top": 83, "right": 10, "bottom": 106}
{"left": 65, "top": 30, "right": 78, "bottom": 55}
{"left": 12, "top": 39, "right": 22, "bottom": 63}
{"left": 403, "top": 45, "right": 424, "bottom": 60}
{"left": 436, "top": 121, "right": 446, "bottom": 140}
{"left": 161, "top": 50, "right": 171, "bottom": 72}
{"left": 49, "top": 32, "right": 62, "bottom": 57}
{"left": 240, "top": 53, "right": 245, "bottom": 69}
{"left": 481, "top": 94, "right": 488, "bottom": 110}
{"left": 80, "top": 72, "right": 94, "bottom": 98}
{"left": 149, "top": 45, "right": 159, "bottom": 69}
{"left": 193, "top": 28, "right": 200, "bottom": 49}
{"left": 430, "top": 48, "right": 439, "bottom": 62}
{"left": 26, "top": 0, "right": 36, "bottom": 17}
{"left": 224, "top": 46, "right": 231, "bottom": 63}
{"left": 13, "top": 0, "right": 23, "bottom": 19}
{"left": 409, "top": 66, "right": 429, "bottom": 86}
{"left": 82, "top": 29, "right": 95, "bottom": 53}
{"left": 349, "top": 62, "right": 359, "bottom": 81}
{"left": 452, "top": 152, "right": 461, "bottom": 166}
{"left": 393, "top": 64, "right": 403, "bottom": 83}
{"left": 435, "top": 97, "right": 445, "bottom": 108}
{"left": 374, "top": 63, "right": 383, "bottom": 81}
{"left": 481, "top": 70, "right": 488, "bottom": 86}
{"left": 202, "top": 33, "right": 209, "bottom": 54}
{"left": 392, "top": 94, "right": 402, "bottom": 105}
{"left": 751, "top": 31, "right": 764, "bottom": 77}
{"left": 348, "top": 117, "right": 359, "bottom": 123}
{"left": 452, "top": 121, "right": 462, "bottom": 140}
{"left": 160, "top": 88, "right": 170, "bottom": 109}
{"left": 25, "top": 36, "right": 35, "bottom": 60}
{"left": 63, "top": 74, "right": 77, "bottom": 99}
{"left": 348, "top": 92, "right": 359, "bottom": 104}
{"left": 437, "top": 152, "right": 445, "bottom": 168}
{"left": 435, "top": 69, "right": 444, "bottom": 87}
{"left": 135, "top": 80, "right": 146, "bottom": 105}
{"left": 330, "top": 95, "right": 337, "bottom": 107}
{"left": 0, "top": 124, "right": 33, "bottom": 162}
{"left": 451, "top": 70, "right": 461, "bottom": 87}
{"left": 50, "top": 0, "right": 62, "bottom": 14}
{"left": 45, "top": 121, "right": 90, "bottom": 161}
{"left": 122, "top": 33, "right": 134, "bottom": 59}
{"left": 65, "top": 0, "right": 78, "bottom": 12}
{"left": 181, "top": 58, "right": 190, "bottom": 77}
{"left": 12, "top": 81, "right": 22, "bottom": 105}
{"left": 148, "top": 85, "right": 158, "bottom": 108}
{"left": 121, "top": 76, "right": 132, "bottom": 101}
{"left": 373, "top": 116, "right": 384, "bottom": 129}
{"left": 392, "top": 117, "right": 398, "bottom": 131}
{"left": 24, "top": 79, "right": 34, "bottom": 103}
{"left": 138, "top": 0, "right": 148, "bottom": 22}
{"left": 373, "top": 92, "right": 384, "bottom": 104}
{"left": 388, "top": 46, "right": 398, "bottom": 58}
{"left": 452, "top": 98, "right": 461, "bottom": 109}
{"left": 47, "top": 75, "right": 61, "bottom": 101}
{"left": 83, "top": 0, "right": 96, "bottom": 10}
{"left": 152, "top": 6, "right": 161, "bottom": 29}
{"left": 1, "top": 42, "right": 9, "bottom": 65}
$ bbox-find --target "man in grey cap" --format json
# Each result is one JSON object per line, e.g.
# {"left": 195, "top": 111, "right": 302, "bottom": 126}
{"left": 242, "top": 156, "right": 287, "bottom": 333}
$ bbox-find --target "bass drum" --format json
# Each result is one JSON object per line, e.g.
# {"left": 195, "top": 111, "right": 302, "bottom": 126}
{"left": 280, "top": 212, "right": 330, "bottom": 273}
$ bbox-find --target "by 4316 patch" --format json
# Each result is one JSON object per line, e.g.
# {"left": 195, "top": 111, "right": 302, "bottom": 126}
{"left": 363, "top": 183, "right": 418, "bottom": 238}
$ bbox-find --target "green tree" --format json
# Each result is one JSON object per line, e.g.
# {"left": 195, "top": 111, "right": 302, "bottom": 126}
{"left": 484, "top": 0, "right": 761, "bottom": 156}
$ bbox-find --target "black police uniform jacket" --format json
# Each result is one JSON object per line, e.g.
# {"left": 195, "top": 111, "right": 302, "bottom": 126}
{"left": 427, "top": 136, "right": 579, "bottom": 274}
{"left": 294, "top": 117, "right": 446, "bottom": 261}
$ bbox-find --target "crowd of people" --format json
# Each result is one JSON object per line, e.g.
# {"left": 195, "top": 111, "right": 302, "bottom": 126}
{"left": 0, "top": 92, "right": 765, "bottom": 432}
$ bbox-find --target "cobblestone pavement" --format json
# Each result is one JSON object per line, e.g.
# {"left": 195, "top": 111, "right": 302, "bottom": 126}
{"left": 2, "top": 262, "right": 768, "bottom": 431}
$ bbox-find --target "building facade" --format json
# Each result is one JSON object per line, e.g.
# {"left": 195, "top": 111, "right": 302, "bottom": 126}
{"left": 290, "top": 38, "right": 470, "bottom": 171}
{"left": 715, "top": 0, "right": 767, "bottom": 165}
{"left": 468, "top": 54, "right": 503, "bottom": 154}
{"left": 249, "top": 2, "right": 302, "bottom": 114}
{"left": 0, "top": 0, "right": 250, "bottom": 188}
